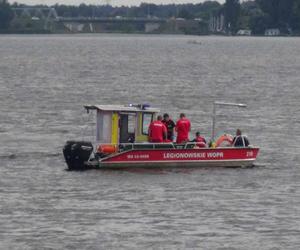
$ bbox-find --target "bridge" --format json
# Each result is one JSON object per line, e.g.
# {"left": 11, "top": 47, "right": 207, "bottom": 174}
{"left": 12, "top": 8, "right": 59, "bottom": 20}
{"left": 10, "top": 8, "right": 199, "bottom": 33}
{"left": 12, "top": 7, "right": 58, "bottom": 30}
{"left": 11, "top": 8, "right": 167, "bottom": 32}
{"left": 56, "top": 17, "right": 168, "bottom": 33}
{"left": 57, "top": 17, "right": 167, "bottom": 23}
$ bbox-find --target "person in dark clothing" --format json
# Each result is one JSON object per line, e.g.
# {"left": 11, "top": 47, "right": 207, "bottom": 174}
{"left": 162, "top": 113, "right": 176, "bottom": 141}
{"left": 232, "top": 129, "right": 250, "bottom": 147}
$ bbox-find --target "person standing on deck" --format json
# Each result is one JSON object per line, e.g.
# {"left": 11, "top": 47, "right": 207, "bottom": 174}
{"left": 148, "top": 115, "right": 167, "bottom": 143}
{"left": 175, "top": 113, "right": 191, "bottom": 144}
{"left": 162, "top": 113, "right": 176, "bottom": 142}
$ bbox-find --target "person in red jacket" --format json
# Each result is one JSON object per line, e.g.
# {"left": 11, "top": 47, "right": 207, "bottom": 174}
{"left": 148, "top": 115, "right": 167, "bottom": 143}
{"left": 175, "top": 113, "right": 191, "bottom": 144}
{"left": 192, "top": 132, "right": 206, "bottom": 148}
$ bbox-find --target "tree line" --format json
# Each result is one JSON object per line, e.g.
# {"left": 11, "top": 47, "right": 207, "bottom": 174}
{"left": 1, "top": 0, "right": 300, "bottom": 34}
{"left": 224, "top": 0, "right": 300, "bottom": 34}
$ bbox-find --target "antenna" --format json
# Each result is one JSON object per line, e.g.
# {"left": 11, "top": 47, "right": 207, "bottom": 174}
{"left": 211, "top": 101, "right": 247, "bottom": 142}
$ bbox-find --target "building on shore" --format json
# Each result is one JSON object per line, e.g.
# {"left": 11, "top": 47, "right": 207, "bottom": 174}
{"left": 265, "top": 28, "right": 280, "bottom": 36}
{"left": 237, "top": 29, "right": 252, "bottom": 36}
{"left": 209, "top": 14, "right": 225, "bottom": 33}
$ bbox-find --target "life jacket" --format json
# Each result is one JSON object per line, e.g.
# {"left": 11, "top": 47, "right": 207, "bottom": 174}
{"left": 194, "top": 136, "right": 206, "bottom": 148}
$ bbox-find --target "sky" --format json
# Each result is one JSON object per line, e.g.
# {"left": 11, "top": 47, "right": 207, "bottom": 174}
{"left": 13, "top": 0, "right": 225, "bottom": 7}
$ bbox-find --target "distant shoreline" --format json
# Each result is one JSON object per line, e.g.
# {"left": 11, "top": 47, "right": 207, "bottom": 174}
{"left": 0, "top": 31, "right": 299, "bottom": 37}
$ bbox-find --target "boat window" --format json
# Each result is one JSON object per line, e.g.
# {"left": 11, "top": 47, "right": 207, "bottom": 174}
{"left": 128, "top": 114, "right": 135, "bottom": 134}
{"left": 142, "top": 113, "right": 153, "bottom": 135}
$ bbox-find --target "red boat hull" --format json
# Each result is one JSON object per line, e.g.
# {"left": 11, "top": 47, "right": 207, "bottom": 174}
{"left": 96, "top": 147, "right": 259, "bottom": 168}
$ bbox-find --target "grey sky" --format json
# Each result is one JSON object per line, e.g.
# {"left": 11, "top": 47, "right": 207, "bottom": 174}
{"left": 13, "top": 0, "right": 225, "bottom": 7}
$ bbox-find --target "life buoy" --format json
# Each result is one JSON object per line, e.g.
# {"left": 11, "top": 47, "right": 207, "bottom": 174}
{"left": 215, "top": 134, "right": 233, "bottom": 147}
{"left": 97, "top": 144, "right": 117, "bottom": 154}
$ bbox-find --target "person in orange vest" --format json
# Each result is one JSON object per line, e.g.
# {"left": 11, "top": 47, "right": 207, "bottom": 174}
{"left": 148, "top": 115, "right": 167, "bottom": 143}
{"left": 175, "top": 113, "right": 191, "bottom": 144}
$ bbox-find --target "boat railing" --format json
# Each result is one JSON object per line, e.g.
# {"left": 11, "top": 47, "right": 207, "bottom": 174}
{"left": 93, "top": 142, "right": 213, "bottom": 151}
{"left": 119, "top": 142, "right": 176, "bottom": 150}
{"left": 94, "top": 142, "right": 176, "bottom": 151}
{"left": 183, "top": 142, "right": 205, "bottom": 149}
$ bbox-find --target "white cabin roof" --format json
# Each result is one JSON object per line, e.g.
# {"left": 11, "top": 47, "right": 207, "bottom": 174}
{"left": 84, "top": 104, "right": 160, "bottom": 113}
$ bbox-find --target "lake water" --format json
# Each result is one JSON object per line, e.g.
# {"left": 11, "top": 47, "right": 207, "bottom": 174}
{"left": 0, "top": 34, "right": 299, "bottom": 249}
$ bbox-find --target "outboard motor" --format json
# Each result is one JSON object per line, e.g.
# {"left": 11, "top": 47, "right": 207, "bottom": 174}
{"left": 63, "top": 141, "right": 93, "bottom": 170}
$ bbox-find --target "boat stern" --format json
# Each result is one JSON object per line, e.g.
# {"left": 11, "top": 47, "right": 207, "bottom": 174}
{"left": 63, "top": 141, "right": 93, "bottom": 170}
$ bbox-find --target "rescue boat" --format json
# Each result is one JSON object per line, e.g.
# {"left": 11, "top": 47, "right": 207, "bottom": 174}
{"left": 63, "top": 102, "right": 259, "bottom": 170}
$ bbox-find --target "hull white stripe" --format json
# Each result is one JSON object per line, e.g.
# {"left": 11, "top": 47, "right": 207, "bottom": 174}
{"left": 100, "top": 158, "right": 256, "bottom": 165}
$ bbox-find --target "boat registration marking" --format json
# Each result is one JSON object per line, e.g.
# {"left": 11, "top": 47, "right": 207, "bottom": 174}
{"left": 127, "top": 154, "right": 150, "bottom": 159}
{"left": 246, "top": 151, "right": 254, "bottom": 157}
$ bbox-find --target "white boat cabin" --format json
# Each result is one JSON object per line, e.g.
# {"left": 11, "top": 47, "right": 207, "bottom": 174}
{"left": 84, "top": 104, "right": 159, "bottom": 144}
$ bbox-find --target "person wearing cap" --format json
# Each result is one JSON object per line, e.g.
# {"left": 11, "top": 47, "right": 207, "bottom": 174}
{"left": 162, "top": 113, "right": 176, "bottom": 142}
{"left": 148, "top": 115, "right": 167, "bottom": 143}
{"left": 175, "top": 113, "right": 191, "bottom": 144}
{"left": 192, "top": 132, "right": 206, "bottom": 148}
